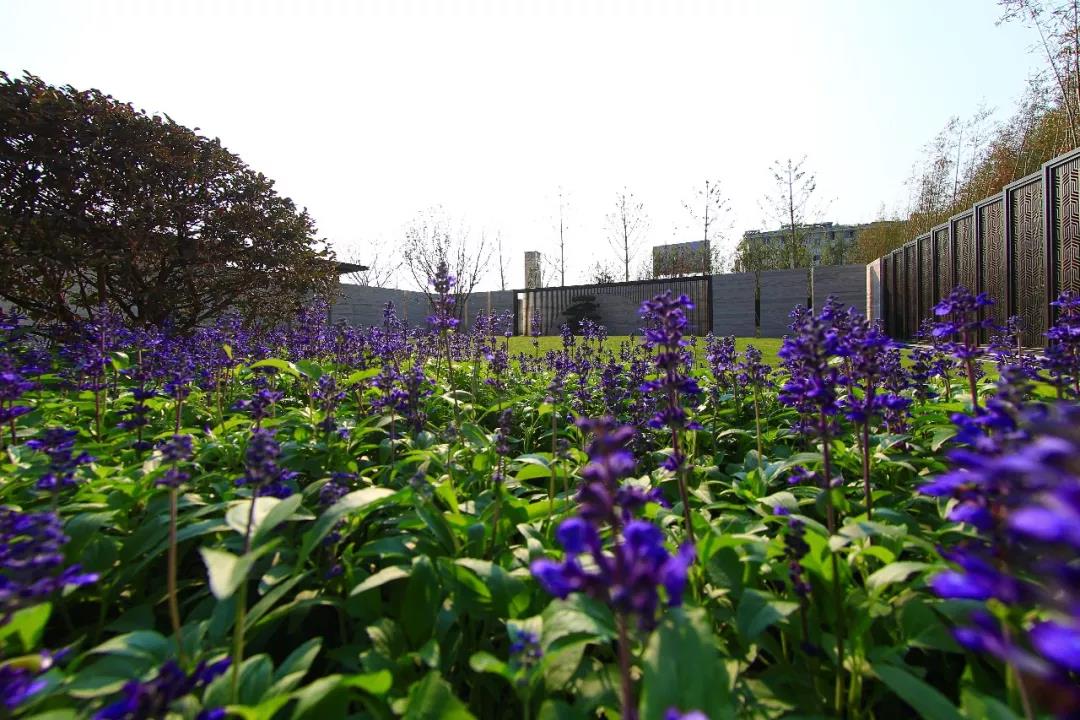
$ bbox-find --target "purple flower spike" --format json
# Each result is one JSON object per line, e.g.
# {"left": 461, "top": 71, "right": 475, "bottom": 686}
{"left": 1, "top": 506, "right": 98, "bottom": 623}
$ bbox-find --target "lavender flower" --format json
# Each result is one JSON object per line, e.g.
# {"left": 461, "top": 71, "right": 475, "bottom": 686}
{"left": 427, "top": 260, "right": 459, "bottom": 332}
{"left": 1044, "top": 291, "right": 1080, "bottom": 398}
{"left": 775, "top": 507, "right": 811, "bottom": 599}
{"left": 705, "top": 334, "right": 738, "bottom": 401}
{"left": 932, "top": 286, "right": 995, "bottom": 410}
{"left": 531, "top": 418, "right": 692, "bottom": 630}
{"left": 93, "top": 658, "right": 230, "bottom": 720}
{"left": 0, "top": 353, "right": 34, "bottom": 443}
{"left": 0, "top": 650, "right": 62, "bottom": 711}
{"left": 0, "top": 507, "right": 98, "bottom": 623}
{"left": 531, "top": 517, "right": 694, "bottom": 630}
{"left": 573, "top": 417, "right": 638, "bottom": 523}
{"left": 664, "top": 709, "right": 709, "bottom": 720}
{"left": 921, "top": 403, "right": 1080, "bottom": 703}
{"left": 508, "top": 627, "right": 542, "bottom": 670}
{"left": 232, "top": 387, "right": 282, "bottom": 424}
{"left": 26, "top": 428, "right": 94, "bottom": 491}
{"left": 640, "top": 293, "right": 701, "bottom": 428}
{"left": 236, "top": 429, "right": 297, "bottom": 499}
{"left": 156, "top": 434, "right": 194, "bottom": 488}
{"left": 778, "top": 302, "right": 843, "bottom": 437}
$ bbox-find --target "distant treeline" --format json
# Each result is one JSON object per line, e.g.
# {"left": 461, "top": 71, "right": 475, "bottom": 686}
{"left": 858, "top": 0, "right": 1080, "bottom": 262}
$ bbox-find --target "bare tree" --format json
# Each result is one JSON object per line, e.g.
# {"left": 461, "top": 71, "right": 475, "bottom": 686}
{"left": 493, "top": 231, "right": 507, "bottom": 291}
{"left": 605, "top": 188, "right": 649, "bottom": 282}
{"left": 344, "top": 236, "right": 401, "bottom": 287}
{"left": 538, "top": 254, "right": 561, "bottom": 288}
{"left": 762, "top": 157, "right": 821, "bottom": 270}
{"left": 682, "top": 179, "right": 732, "bottom": 273}
{"left": 552, "top": 187, "right": 569, "bottom": 286}
{"left": 587, "top": 260, "right": 618, "bottom": 285}
{"left": 401, "top": 207, "right": 492, "bottom": 319}
{"left": 1000, "top": 0, "right": 1080, "bottom": 147}
{"left": 732, "top": 231, "right": 780, "bottom": 274}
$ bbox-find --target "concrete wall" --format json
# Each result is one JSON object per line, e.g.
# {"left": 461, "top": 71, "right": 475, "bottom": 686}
{"left": 331, "top": 266, "right": 866, "bottom": 337}
{"left": 865, "top": 259, "right": 882, "bottom": 322}
{"left": 812, "top": 264, "right": 867, "bottom": 314}
{"left": 759, "top": 269, "right": 810, "bottom": 337}
{"left": 593, "top": 293, "right": 643, "bottom": 336}
{"left": 329, "top": 284, "right": 515, "bottom": 329}
{"left": 711, "top": 273, "right": 757, "bottom": 336}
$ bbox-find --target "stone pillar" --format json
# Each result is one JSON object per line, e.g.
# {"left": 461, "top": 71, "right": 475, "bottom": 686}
{"left": 866, "top": 259, "right": 882, "bottom": 322}
{"left": 525, "top": 251, "right": 543, "bottom": 289}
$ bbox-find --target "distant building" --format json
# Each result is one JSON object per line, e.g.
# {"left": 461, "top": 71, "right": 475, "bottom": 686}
{"left": 652, "top": 240, "right": 710, "bottom": 277}
{"left": 736, "top": 222, "right": 864, "bottom": 271}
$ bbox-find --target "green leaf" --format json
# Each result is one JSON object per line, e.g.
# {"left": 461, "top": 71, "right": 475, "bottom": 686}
{"left": 459, "top": 423, "right": 490, "bottom": 449}
{"left": 455, "top": 558, "right": 527, "bottom": 617}
{"left": 345, "top": 367, "right": 381, "bottom": 384}
{"left": 468, "top": 651, "right": 511, "bottom": 681}
{"left": 290, "top": 675, "right": 348, "bottom": 719}
{"left": 541, "top": 594, "right": 616, "bottom": 649}
{"left": 268, "top": 638, "right": 322, "bottom": 695}
{"left": 960, "top": 687, "right": 1020, "bottom": 720}
{"left": 403, "top": 556, "right": 440, "bottom": 648}
{"left": 294, "top": 360, "right": 323, "bottom": 379}
{"left": 68, "top": 655, "right": 153, "bottom": 698}
{"left": 537, "top": 700, "right": 586, "bottom": 720}
{"left": 226, "top": 696, "right": 291, "bottom": 720}
{"left": 349, "top": 566, "right": 411, "bottom": 597}
{"left": 204, "top": 654, "right": 272, "bottom": 709}
{"left": 871, "top": 663, "right": 964, "bottom": 720}
{"left": 516, "top": 463, "right": 555, "bottom": 482}
{"left": 735, "top": 589, "right": 798, "bottom": 644}
{"left": 640, "top": 608, "right": 734, "bottom": 720}
{"left": 342, "top": 669, "right": 393, "bottom": 695}
{"left": 299, "top": 487, "right": 398, "bottom": 564}
{"left": 200, "top": 547, "right": 255, "bottom": 600}
{"left": 90, "top": 631, "right": 171, "bottom": 662}
{"left": 929, "top": 426, "right": 957, "bottom": 452}
{"left": 225, "top": 495, "right": 305, "bottom": 541}
{"left": 866, "top": 561, "right": 931, "bottom": 593}
{"left": 249, "top": 358, "right": 300, "bottom": 376}
{"left": 758, "top": 491, "right": 798, "bottom": 513}
{"left": 0, "top": 603, "right": 51, "bottom": 652}
{"left": 403, "top": 672, "right": 476, "bottom": 720}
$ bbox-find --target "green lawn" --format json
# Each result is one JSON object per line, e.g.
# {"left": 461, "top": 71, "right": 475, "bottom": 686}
{"left": 506, "top": 336, "right": 785, "bottom": 366}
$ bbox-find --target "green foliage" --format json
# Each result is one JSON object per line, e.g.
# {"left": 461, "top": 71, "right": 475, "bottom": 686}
{"left": 0, "top": 336, "right": 1029, "bottom": 720}
{"left": 0, "top": 71, "right": 336, "bottom": 328}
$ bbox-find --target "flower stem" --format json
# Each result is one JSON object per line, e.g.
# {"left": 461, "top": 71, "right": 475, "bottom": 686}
{"left": 231, "top": 491, "right": 258, "bottom": 703}
{"left": 167, "top": 487, "right": 186, "bottom": 665}
{"left": 819, "top": 411, "right": 845, "bottom": 718}
{"left": 671, "top": 428, "right": 695, "bottom": 545}
{"left": 753, "top": 385, "right": 763, "bottom": 465}
{"left": 616, "top": 613, "right": 637, "bottom": 720}
{"left": 860, "top": 423, "right": 872, "bottom": 521}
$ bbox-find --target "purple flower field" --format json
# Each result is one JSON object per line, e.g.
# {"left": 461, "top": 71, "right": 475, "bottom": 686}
{"left": 1, "top": 284, "right": 1078, "bottom": 719}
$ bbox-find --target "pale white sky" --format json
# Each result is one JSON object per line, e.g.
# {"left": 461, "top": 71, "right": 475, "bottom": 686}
{"left": 1, "top": 0, "right": 1044, "bottom": 289}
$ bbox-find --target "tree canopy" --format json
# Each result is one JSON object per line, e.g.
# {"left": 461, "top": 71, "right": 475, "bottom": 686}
{"left": 0, "top": 72, "right": 336, "bottom": 328}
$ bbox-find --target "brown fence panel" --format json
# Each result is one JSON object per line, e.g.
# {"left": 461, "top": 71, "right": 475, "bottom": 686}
{"left": 881, "top": 254, "right": 893, "bottom": 335}
{"left": 903, "top": 242, "right": 917, "bottom": 338}
{"left": 976, "top": 195, "right": 1008, "bottom": 325}
{"left": 1048, "top": 150, "right": 1080, "bottom": 298}
{"left": 932, "top": 224, "right": 951, "bottom": 299}
{"left": 869, "top": 148, "right": 1080, "bottom": 347}
{"left": 916, "top": 233, "right": 932, "bottom": 322}
{"left": 952, "top": 211, "right": 977, "bottom": 293}
{"left": 1007, "top": 173, "right": 1047, "bottom": 346}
